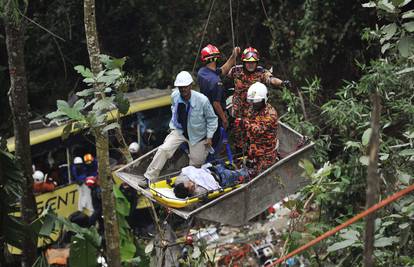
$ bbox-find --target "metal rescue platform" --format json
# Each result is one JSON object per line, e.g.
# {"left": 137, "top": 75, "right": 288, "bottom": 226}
{"left": 115, "top": 122, "right": 314, "bottom": 226}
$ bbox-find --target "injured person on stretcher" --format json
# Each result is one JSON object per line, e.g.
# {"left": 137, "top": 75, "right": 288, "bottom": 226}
{"left": 173, "top": 163, "right": 249, "bottom": 199}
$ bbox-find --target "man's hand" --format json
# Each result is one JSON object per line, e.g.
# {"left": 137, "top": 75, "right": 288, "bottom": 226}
{"left": 282, "top": 80, "right": 292, "bottom": 88}
{"left": 234, "top": 118, "right": 242, "bottom": 128}
{"left": 205, "top": 138, "right": 213, "bottom": 147}
{"left": 231, "top": 46, "right": 241, "bottom": 59}
{"left": 222, "top": 117, "right": 229, "bottom": 130}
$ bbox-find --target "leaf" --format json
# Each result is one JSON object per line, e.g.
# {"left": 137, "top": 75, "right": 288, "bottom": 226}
{"left": 359, "top": 156, "right": 369, "bottom": 166}
{"left": 362, "top": 128, "right": 372, "bottom": 146}
{"left": 73, "top": 99, "right": 85, "bottom": 111}
{"left": 192, "top": 246, "right": 201, "bottom": 259}
{"left": 69, "top": 235, "right": 98, "bottom": 267}
{"left": 377, "top": 1, "right": 396, "bottom": 13}
{"left": 327, "top": 239, "right": 356, "bottom": 252}
{"left": 114, "top": 93, "right": 130, "bottom": 115}
{"left": 46, "top": 110, "right": 66, "bottom": 119}
{"left": 82, "top": 78, "right": 95, "bottom": 84}
{"left": 299, "top": 159, "right": 315, "bottom": 177}
{"left": 57, "top": 99, "right": 70, "bottom": 110}
{"left": 399, "top": 149, "right": 414, "bottom": 156}
{"left": 339, "top": 229, "right": 359, "bottom": 241}
{"left": 38, "top": 213, "right": 56, "bottom": 236}
{"left": 76, "top": 88, "right": 95, "bottom": 97}
{"left": 396, "top": 67, "right": 414, "bottom": 75}
{"left": 362, "top": 1, "right": 376, "bottom": 7}
{"left": 379, "top": 153, "right": 389, "bottom": 161}
{"left": 374, "top": 237, "right": 398, "bottom": 247}
{"left": 381, "top": 43, "right": 391, "bottom": 54}
{"left": 145, "top": 240, "right": 154, "bottom": 254}
{"left": 403, "top": 21, "right": 414, "bottom": 32}
{"left": 120, "top": 239, "right": 136, "bottom": 261}
{"left": 402, "top": 10, "right": 414, "bottom": 19}
{"left": 398, "top": 171, "right": 411, "bottom": 184}
{"left": 113, "top": 185, "right": 130, "bottom": 216}
{"left": 382, "top": 23, "right": 397, "bottom": 40}
{"left": 398, "top": 0, "right": 412, "bottom": 6}
{"left": 398, "top": 36, "right": 414, "bottom": 57}
{"left": 74, "top": 65, "right": 93, "bottom": 78}
{"left": 104, "top": 87, "right": 112, "bottom": 93}
{"left": 399, "top": 222, "right": 410, "bottom": 229}
{"left": 345, "top": 141, "right": 362, "bottom": 150}
{"left": 93, "top": 98, "right": 114, "bottom": 111}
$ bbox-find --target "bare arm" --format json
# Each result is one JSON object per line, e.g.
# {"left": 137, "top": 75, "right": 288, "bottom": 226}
{"left": 212, "top": 101, "right": 228, "bottom": 129}
{"left": 221, "top": 47, "right": 240, "bottom": 76}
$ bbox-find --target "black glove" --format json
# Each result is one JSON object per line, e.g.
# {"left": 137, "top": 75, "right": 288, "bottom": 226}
{"left": 282, "top": 80, "right": 291, "bottom": 88}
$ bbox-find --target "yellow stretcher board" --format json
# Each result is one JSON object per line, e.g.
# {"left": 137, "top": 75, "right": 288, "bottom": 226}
{"left": 149, "top": 177, "right": 241, "bottom": 209}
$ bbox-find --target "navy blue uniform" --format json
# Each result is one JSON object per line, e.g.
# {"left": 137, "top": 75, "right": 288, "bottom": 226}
{"left": 197, "top": 67, "right": 226, "bottom": 147}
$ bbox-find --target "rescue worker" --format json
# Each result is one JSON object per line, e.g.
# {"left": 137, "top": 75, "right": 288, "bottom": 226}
{"left": 239, "top": 82, "right": 279, "bottom": 176}
{"left": 143, "top": 71, "right": 218, "bottom": 185}
{"left": 83, "top": 153, "right": 98, "bottom": 177}
{"left": 71, "top": 156, "right": 87, "bottom": 183}
{"left": 128, "top": 142, "right": 139, "bottom": 159}
{"left": 227, "top": 47, "right": 289, "bottom": 151}
{"left": 197, "top": 44, "right": 240, "bottom": 148}
{"left": 32, "top": 170, "right": 55, "bottom": 193}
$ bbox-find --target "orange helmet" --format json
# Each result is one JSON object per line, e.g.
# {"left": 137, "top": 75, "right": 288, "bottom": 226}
{"left": 201, "top": 44, "right": 220, "bottom": 62}
{"left": 241, "top": 47, "right": 259, "bottom": 62}
{"left": 83, "top": 153, "right": 94, "bottom": 164}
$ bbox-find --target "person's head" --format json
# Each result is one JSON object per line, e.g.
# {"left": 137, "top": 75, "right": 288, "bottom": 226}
{"left": 174, "top": 71, "right": 193, "bottom": 101}
{"left": 73, "top": 156, "right": 83, "bottom": 165}
{"left": 128, "top": 142, "right": 139, "bottom": 154}
{"left": 33, "top": 170, "right": 45, "bottom": 183}
{"left": 241, "top": 47, "right": 259, "bottom": 73}
{"left": 173, "top": 181, "right": 196, "bottom": 198}
{"left": 83, "top": 154, "right": 94, "bottom": 165}
{"left": 201, "top": 44, "right": 220, "bottom": 66}
{"left": 247, "top": 82, "right": 268, "bottom": 111}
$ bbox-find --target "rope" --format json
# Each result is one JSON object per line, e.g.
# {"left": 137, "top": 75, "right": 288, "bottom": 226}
{"left": 229, "top": 0, "right": 235, "bottom": 48}
{"left": 192, "top": 0, "right": 216, "bottom": 75}
{"left": 268, "top": 183, "right": 414, "bottom": 266}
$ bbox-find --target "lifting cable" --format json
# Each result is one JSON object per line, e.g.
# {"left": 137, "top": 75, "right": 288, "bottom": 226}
{"left": 259, "top": 0, "right": 309, "bottom": 122}
{"left": 267, "top": 183, "right": 414, "bottom": 266}
{"left": 192, "top": 0, "right": 216, "bottom": 75}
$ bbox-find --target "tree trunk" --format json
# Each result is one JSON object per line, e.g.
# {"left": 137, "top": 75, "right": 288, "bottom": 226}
{"left": 83, "top": 0, "right": 121, "bottom": 266}
{"left": 95, "top": 131, "right": 122, "bottom": 267}
{"left": 363, "top": 92, "right": 381, "bottom": 267}
{"left": 4, "top": 2, "right": 38, "bottom": 267}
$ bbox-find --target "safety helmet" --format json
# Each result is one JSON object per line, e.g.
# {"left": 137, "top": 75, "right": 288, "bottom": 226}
{"left": 241, "top": 47, "right": 260, "bottom": 62}
{"left": 73, "top": 157, "right": 83, "bottom": 165}
{"left": 174, "top": 71, "right": 193, "bottom": 87}
{"left": 247, "top": 82, "right": 268, "bottom": 103}
{"left": 201, "top": 44, "right": 220, "bottom": 62}
{"left": 83, "top": 154, "right": 94, "bottom": 164}
{"left": 128, "top": 142, "right": 139, "bottom": 153}
{"left": 33, "top": 170, "right": 45, "bottom": 183}
{"left": 85, "top": 176, "right": 97, "bottom": 187}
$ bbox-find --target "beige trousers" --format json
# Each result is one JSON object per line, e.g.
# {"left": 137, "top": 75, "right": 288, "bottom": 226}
{"left": 144, "top": 130, "right": 208, "bottom": 180}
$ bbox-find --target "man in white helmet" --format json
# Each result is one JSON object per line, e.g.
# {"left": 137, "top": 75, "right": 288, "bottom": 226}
{"left": 143, "top": 71, "right": 218, "bottom": 185}
{"left": 128, "top": 142, "right": 140, "bottom": 159}
{"left": 238, "top": 82, "right": 278, "bottom": 176}
{"left": 33, "top": 170, "right": 55, "bottom": 193}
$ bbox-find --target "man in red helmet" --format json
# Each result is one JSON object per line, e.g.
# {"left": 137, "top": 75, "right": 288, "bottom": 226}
{"left": 227, "top": 47, "right": 290, "bottom": 152}
{"left": 197, "top": 44, "right": 240, "bottom": 150}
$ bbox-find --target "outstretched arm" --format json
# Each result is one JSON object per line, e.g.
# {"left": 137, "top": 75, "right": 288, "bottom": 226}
{"left": 221, "top": 47, "right": 241, "bottom": 76}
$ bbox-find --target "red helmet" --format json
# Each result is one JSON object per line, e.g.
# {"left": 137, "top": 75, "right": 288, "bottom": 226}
{"left": 201, "top": 44, "right": 220, "bottom": 62}
{"left": 241, "top": 47, "right": 259, "bottom": 62}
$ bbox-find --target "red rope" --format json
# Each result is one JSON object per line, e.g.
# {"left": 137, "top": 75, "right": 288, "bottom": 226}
{"left": 268, "top": 183, "right": 414, "bottom": 266}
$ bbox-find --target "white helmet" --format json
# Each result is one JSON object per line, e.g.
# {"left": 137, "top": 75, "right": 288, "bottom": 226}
{"left": 174, "top": 71, "right": 193, "bottom": 87}
{"left": 33, "top": 170, "right": 45, "bottom": 182}
{"left": 128, "top": 142, "right": 139, "bottom": 153}
{"left": 247, "top": 82, "right": 268, "bottom": 104}
{"left": 73, "top": 157, "right": 83, "bottom": 165}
